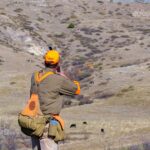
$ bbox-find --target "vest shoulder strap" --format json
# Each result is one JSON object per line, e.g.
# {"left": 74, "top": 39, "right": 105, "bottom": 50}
{"left": 34, "top": 71, "right": 54, "bottom": 83}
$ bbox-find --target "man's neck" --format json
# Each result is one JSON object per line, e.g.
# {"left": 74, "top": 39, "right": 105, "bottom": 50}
{"left": 44, "top": 67, "right": 57, "bottom": 73}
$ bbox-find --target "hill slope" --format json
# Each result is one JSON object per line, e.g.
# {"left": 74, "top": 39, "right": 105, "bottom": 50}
{"left": 0, "top": 0, "right": 150, "bottom": 149}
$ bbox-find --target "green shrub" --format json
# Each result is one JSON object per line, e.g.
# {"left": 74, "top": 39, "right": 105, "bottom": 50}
{"left": 67, "top": 23, "right": 75, "bottom": 29}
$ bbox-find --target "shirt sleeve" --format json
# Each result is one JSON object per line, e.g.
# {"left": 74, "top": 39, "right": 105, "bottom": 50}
{"left": 59, "top": 78, "right": 78, "bottom": 96}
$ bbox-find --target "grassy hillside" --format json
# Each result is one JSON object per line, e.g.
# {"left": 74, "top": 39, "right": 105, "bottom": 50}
{"left": 0, "top": 0, "right": 150, "bottom": 149}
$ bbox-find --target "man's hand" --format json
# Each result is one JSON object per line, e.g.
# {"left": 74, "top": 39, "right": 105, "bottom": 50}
{"left": 73, "top": 81, "right": 81, "bottom": 95}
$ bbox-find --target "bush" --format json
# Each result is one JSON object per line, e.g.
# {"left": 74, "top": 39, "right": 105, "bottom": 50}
{"left": 14, "top": 8, "right": 23, "bottom": 13}
{"left": 67, "top": 23, "right": 75, "bottom": 29}
{"left": 94, "top": 91, "right": 114, "bottom": 99}
{"left": 78, "top": 96, "right": 93, "bottom": 105}
{"left": 77, "top": 71, "right": 91, "bottom": 81}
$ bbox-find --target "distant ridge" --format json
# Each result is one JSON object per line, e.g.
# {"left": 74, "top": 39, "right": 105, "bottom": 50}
{"left": 112, "top": 0, "right": 150, "bottom": 3}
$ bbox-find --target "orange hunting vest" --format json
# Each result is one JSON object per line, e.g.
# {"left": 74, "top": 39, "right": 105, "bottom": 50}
{"left": 21, "top": 71, "right": 65, "bottom": 129}
{"left": 21, "top": 71, "right": 54, "bottom": 117}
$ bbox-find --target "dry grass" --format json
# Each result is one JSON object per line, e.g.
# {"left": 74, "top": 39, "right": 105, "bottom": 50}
{"left": 107, "top": 86, "right": 150, "bottom": 108}
{"left": 0, "top": 0, "right": 150, "bottom": 149}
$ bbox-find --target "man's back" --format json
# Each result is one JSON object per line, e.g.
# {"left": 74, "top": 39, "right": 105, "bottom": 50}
{"left": 30, "top": 68, "right": 77, "bottom": 115}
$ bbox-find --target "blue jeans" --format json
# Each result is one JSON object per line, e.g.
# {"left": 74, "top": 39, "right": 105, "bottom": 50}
{"left": 31, "top": 136, "right": 41, "bottom": 150}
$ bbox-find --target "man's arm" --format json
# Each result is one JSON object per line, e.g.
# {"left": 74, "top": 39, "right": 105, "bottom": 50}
{"left": 59, "top": 77, "right": 80, "bottom": 96}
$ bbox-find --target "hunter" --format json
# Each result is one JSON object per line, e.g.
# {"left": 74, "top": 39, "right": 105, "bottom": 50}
{"left": 30, "top": 49, "right": 80, "bottom": 150}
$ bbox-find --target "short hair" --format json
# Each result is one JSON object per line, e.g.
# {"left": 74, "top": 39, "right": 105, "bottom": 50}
{"left": 44, "top": 61, "right": 58, "bottom": 69}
